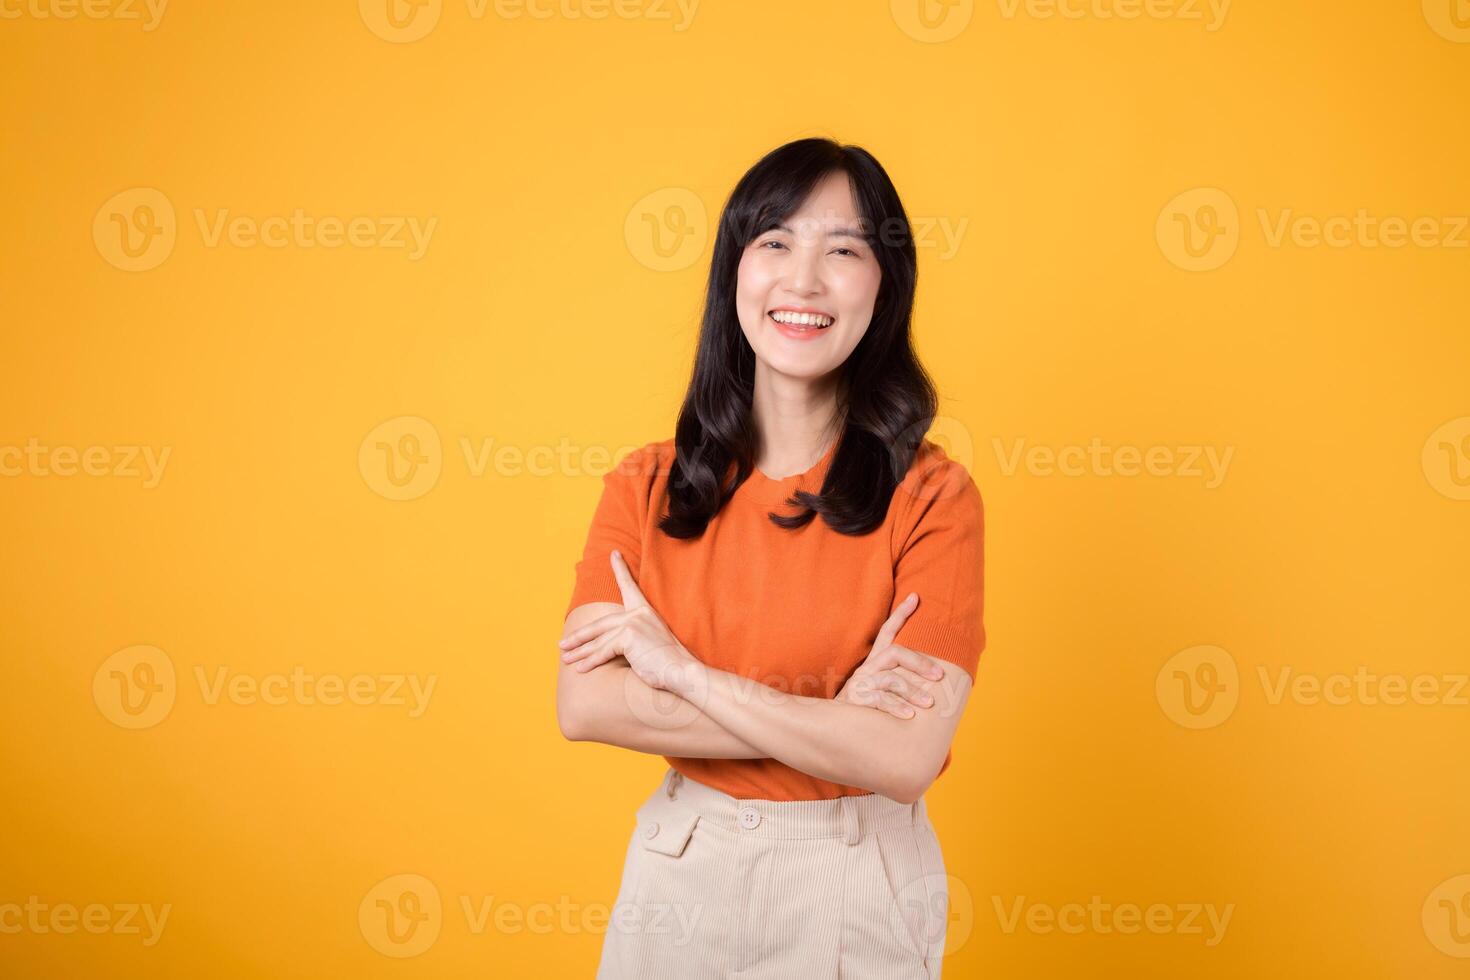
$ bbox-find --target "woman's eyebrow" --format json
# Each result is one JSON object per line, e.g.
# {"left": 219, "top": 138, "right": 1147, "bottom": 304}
{"left": 773, "top": 222, "right": 872, "bottom": 241}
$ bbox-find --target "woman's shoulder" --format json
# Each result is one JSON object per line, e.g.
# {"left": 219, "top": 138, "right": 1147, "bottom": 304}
{"left": 604, "top": 437, "right": 678, "bottom": 484}
{"left": 904, "top": 437, "right": 974, "bottom": 483}
{"left": 893, "top": 437, "right": 983, "bottom": 517}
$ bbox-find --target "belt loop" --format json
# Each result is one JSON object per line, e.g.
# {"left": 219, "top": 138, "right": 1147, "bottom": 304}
{"left": 666, "top": 769, "right": 683, "bottom": 800}
{"left": 840, "top": 796, "right": 860, "bottom": 845}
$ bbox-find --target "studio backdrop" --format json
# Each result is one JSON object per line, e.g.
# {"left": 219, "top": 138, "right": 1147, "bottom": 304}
{"left": 1, "top": 1, "right": 1468, "bottom": 977}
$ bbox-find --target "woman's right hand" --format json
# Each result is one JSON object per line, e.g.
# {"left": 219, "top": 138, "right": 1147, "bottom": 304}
{"left": 835, "top": 592, "right": 947, "bottom": 719}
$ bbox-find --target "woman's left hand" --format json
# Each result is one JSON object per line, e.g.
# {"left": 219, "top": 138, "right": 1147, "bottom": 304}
{"left": 557, "top": 550, "right": 703, "bottom": 694}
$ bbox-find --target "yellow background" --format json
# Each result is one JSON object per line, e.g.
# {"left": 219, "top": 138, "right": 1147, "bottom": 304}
{"left": 2, "top": 0, "right": 1468, "bottom": 976}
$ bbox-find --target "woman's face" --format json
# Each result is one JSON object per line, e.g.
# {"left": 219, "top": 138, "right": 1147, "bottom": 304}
{"left": 735, "top": 170, "right": 882, "bottom": 383}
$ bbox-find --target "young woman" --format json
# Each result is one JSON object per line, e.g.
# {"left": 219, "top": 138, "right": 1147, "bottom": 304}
{"left": 557, "top": 137, "right": 985, "bottom": 980}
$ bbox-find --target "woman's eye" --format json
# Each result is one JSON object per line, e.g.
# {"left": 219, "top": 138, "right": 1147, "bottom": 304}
{"left": 833, "top": 247, "right": 857, "bottom": 257}
{"left": 759, "top": 240, "right": 787, "bottom": 250}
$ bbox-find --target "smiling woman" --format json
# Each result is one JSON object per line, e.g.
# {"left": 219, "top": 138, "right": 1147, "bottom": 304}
{"left": 558, "top": 137, "right": 985, "bottom": 980}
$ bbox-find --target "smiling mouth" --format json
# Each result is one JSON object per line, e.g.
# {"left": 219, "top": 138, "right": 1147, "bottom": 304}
{"left": 767, "top": 310, "right": 834, "bottom": 331}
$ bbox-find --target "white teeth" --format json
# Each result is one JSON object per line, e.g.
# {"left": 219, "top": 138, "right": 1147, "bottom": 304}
{"left": 770, "top": 311, "right": 833, "bottom": 328}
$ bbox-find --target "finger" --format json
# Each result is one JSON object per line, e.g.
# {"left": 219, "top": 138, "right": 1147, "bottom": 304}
{"left": 889, "top": 664, "right": 939, "bottom": 693}
{"left": 890, "top": 645, "right": 945, "bottom": 681}
{"left": 557, "top": 610, "right": 624, "bottom": 650}
{"left": 862, "top": 646, "right": 899, "bottom": 673}
{"left": 609, "top": 550, "right": 649, "bottom": 611}
{"left": 560, "top": 634, "right": 604, "bottom": 664}
{"left": 875, "top": 691, "right": 916, "bottom": 719}
{"left": 575, "top": 650, "right": 620, "bottom": 672}
{"left": 876, "top": 668, "right": 936, "bottom": 708}
{"left": 572, "top": 638, "right": 621, "bottom": 673}
{"left": 873, "top": 592, "right": 918, "bottom": 650}
{"left": 843, "top": 681, "right": 917, "bottom": 718}
{"left": 563, "top": 630, "right": 611, "bottom": 666}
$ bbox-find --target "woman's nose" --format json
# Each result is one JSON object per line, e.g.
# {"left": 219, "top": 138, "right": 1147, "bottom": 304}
{"left": 788, "top": 248, "right": 824, "bottom": 294}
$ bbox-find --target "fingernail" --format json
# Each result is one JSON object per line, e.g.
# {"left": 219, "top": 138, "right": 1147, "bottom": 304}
{"left": 612, "top": 549, "right": 621, "bottom": 560}
{"left": 557, "top": 638, "right": 570, "bottom": 647}
{"left": 907, "top": 592, "right": 917, "bottom": 605}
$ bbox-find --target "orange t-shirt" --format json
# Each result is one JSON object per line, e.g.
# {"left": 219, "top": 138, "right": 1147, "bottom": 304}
{"left": 564, "top": 435, "right": 986, "bottom": 801}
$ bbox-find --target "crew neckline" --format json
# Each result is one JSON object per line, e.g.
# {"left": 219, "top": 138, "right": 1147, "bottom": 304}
{"left": 743, "top": 435, "right": 841, "bottom": 505}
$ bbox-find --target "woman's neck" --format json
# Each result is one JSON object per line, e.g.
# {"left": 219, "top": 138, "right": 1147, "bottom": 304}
{"left": 750, "top": 368, "right": 843, "bottom": 479}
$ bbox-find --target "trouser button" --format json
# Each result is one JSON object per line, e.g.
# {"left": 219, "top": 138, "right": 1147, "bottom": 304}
{"left": 737, "top": 805, "right": 761, "bottom": 829}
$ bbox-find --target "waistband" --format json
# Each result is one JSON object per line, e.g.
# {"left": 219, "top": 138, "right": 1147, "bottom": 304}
{"left": 653, "top": 768, "right": 928, "bottom": 844}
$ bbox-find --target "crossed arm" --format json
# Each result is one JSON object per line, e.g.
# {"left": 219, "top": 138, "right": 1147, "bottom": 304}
{"left": 556, "top": 590, "right": 974, "bottom": 804}
{"left": 556, "top": 600, "right": 767, "bottom": 759}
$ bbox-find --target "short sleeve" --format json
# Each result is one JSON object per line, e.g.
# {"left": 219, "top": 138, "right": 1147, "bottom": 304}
{"left": 564, "top": 443, "right": 659, "bottom": 619}
{"left": 889, "top": 450, "right": 986, "bottom": 682}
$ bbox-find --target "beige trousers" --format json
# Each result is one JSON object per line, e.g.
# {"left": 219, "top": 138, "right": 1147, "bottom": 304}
{"left": 596, "top": 767, "right": 950, "bottom": 979}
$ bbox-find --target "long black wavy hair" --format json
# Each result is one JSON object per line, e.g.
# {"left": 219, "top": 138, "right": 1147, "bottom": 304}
{"left": 658, "top": 137, "right": 940, "bottom": 539}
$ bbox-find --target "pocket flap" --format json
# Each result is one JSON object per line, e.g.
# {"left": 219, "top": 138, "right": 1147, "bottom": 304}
{"left": 637, "top": 806, "right": 699, "bottom": 858}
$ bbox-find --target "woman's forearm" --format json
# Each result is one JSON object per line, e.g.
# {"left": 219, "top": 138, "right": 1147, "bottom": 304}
{"left": 557, "top": 659, "right": 767, "bottom": 759}
{"left": 669, "top": 663, "right": 936, "bottom": 802}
